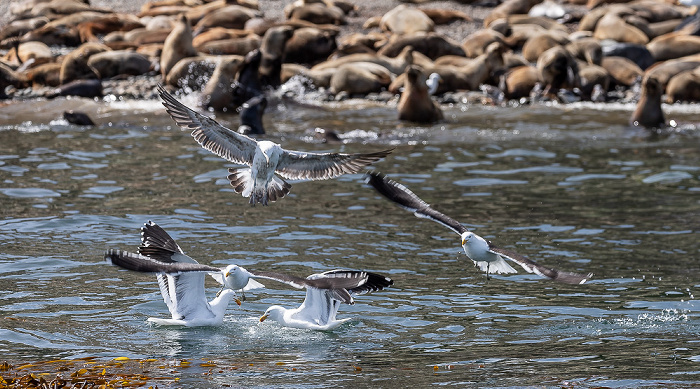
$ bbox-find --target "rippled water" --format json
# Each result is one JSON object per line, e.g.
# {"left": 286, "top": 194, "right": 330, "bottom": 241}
{"left": 1, "top": 92, "right": 700, "bottom": 388}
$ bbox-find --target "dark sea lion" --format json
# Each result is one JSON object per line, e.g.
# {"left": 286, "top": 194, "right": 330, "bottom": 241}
{"left": 0, "top": 62, "right": 28, "bottom": 98}
{"left": 397, "top": 65, "right": 443, "bottom": 123}
{"left": 378, "top": 32, "right": 465, "bottom": 60}
{"left": 630, "top": 75, "right": 664, "bottom": 128}
{"left": 232, "top": 49, "right": 263, "bottom": 108}
{"left": 565, "top": 37, "right": 603, "bottom": 65}
{"left": 601, "top": 41, "right": 654, "bottom": 69}
{"left": 87, "top": 50, "right": 152, "bottom": 79}
{"left": 47, "top": 79, "right": 102, "bottom": 98}
{"left": 578, "top": 63, "right": 609, "bottom": 101}
{"left": 63, "top": 110, "right": 95, "bottom": 126}
{"left": 665, "top": 69, "right": 700, "bottom": 103}
{"left": 259, "top": 26, "right": 294, "bottom": 88}
{"left": 238, "top": 95, "right": 267, "bottom": 135}
{"left": 536, "top": 45, "right": 579, "bottom": 96}
{"left": 160, "top": 15, "right": 197, "bottom": 79}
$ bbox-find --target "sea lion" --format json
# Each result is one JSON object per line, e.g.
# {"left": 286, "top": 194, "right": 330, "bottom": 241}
{"left": 430, "top": 41, "right": 505, "bottom": 93}
{"left": 285, "top": 27, "right": 338, "bottom": 65}
{"left": 0, "top": 62, "right": 28, "bottom": 98}
{"left": 377, "top": 32, "right": 465, "bottom": 60}
{"left": 87, "top": 50, "right": 152, "bottom": 79}
{"left": 287, "top": 3, "right": 346, "bottom": 25}
{"left": 0, "top": 16, "right": 49, "bottom": 43}
{"left": 329, "top": 62, "right": 392, "bottom": 95}
{"left": 281, "top": 63, "right": 334, "bottom": 87}
{"left": 600, "top": 56, "right": 642, "bottom": 87}
{"left": 647, "top": 33, "right": 700, "bottom": 62}
{"left": 593, "top": 13, "right": 649, "bottom": 45}
{"left": 630, "top": 75, "right": 664, "bottom": 128}
{"left": 63, "top": 110, "right": 95, "bottom": 126}
{"left": 47, "top": 79, "right": 102, "bottom": 98}
{"left": 192, "top": 27, "right": 250, "bottom": 49}
{"left": 201, "top": 55, "right": 244, "bottom": 111}
{"left": 160, "top": 15, "right": 197, "bottom": 79}
{"left": 644, "top": 54, "right": 700, "bottom": 88}
{"left": 578, "top": 63, "right": 609, "bottom": 101}
{"left": 380, "top": 5, "right": 434, "bottom": 35}
{"left": 165, "top": 56, "right": 218, "bottom": 89}
{"left": 484, "top": 0, "right": 541, "bottom": 27}
{"left": 565, "top": 37, "right": 602, "bottom": 65}
{"left": 5, "top": 41, "right": 53, "bottom": 68}
{"left": 397, "top": 65, "right": 443, "bottom": 123}
{"left": 196, "top": 35, "right": 262, "bottom": 55}
{"left": 259, "top": 26, "right": 294, "bottom": 88}
{"left": 312, "top": 46, "right": 414, "bottom": 75}
{"left": 521, "top": 31, "right": 569, "bottom": 63}
{"left": 665, "top": 68, "right": 700, "bottom": 103}
{"left": 238, "top": 95, "right": 267, "bottom": 135}
{"left": 76, "top": 14, "right": 143, "bottom": 43}
{"left": 25, "top": 62, "right": 63, "bottom": 87}
{"left": 462, "top": 28, "right": 505, "bottom": 58}
{"left": 59, "top": 41, "right": 110, "bottom": 84}
{"left": 601, "top": 41, "right": 654, "bottom": 70}
{"left": 536, "top": 45, "right": 579, "bottom": 96}
{"left": 232, "top": 49, "right": 263, "bottom": 109}
{"left": 192, "top": 5, "right": 260, "bottom": 35}
{"left": 501, "top": 65, "right": 540, "bottom": 99}
{"left": 420, "top": 8, "right": 472, "bottom": 24}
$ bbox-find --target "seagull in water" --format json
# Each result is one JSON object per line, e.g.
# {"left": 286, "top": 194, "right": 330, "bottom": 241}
{"left": 104, "top": 221, "right": 264, "bottom": 326}
{"left": 258, "top": 270, "right": 393, "bottom": 330}
{"left": 157, "top": 85, "right": 393, "bottom": 205}
{"left": 364, "top": 172, "right": 592, "bottom": 284}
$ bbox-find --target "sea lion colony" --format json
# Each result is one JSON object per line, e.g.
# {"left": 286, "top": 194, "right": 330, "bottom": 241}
{"left": 1, "top": 0, "right": 699, "bottom": 127}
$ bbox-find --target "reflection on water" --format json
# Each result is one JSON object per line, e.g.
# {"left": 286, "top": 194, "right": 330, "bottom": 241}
{"left": 1, "top": 96, "right": 700, "bottom": 388}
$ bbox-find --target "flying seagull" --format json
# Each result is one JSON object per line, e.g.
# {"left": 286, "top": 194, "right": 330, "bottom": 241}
{"left": 157, "top": 85, "right": 393, "bottom": 205}
{"left": 364, "top": 172, "right": 592, "bottom": 284}
{"left": 104, "top": 221, "right": 263, "bottom": 326}
{"left": 258, "top": 269, "right": 393, "bottom": 330}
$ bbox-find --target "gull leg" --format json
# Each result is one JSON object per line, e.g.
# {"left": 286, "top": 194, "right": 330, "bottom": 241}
{"left": 486, "top": 263, "right": 491, "bottom": 281}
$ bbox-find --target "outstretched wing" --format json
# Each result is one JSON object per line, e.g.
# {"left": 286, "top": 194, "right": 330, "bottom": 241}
{"left": 365, "top": 172, "right": 469, "bottom": 235}
{"left": 275, "top": 148, "right": 393, "bottom": 181}
{"left": 158, "top": 85, "right": 257, "bottom": 165}
{"left": 105, "top": 249, "right": 221, "bottom": 274}
{"left": 488, "top": 244, "right": 593, "bottom": 285}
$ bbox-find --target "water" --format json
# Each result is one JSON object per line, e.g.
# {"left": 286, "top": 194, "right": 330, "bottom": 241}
{"left": 1, "top": 92, "right": 700, "bottom": 388}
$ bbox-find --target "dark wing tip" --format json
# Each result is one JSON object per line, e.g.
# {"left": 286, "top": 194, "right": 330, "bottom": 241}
{"left": 363, "top": 171, "right": 429, "bottom": 211}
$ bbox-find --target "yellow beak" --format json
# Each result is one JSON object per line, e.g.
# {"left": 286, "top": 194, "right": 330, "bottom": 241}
{"left": 234, "top": 298, "right": 242, "bottom": 306}
{"left": 259, "top": 314, "right": 268, "bottom": 322}
{"left": 225, "top": 271, "right": 230, "bottom": 277}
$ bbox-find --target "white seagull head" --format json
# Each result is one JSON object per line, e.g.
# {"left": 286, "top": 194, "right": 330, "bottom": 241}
{"left": 259, "top": 305, "right": 285, "bottom": 323}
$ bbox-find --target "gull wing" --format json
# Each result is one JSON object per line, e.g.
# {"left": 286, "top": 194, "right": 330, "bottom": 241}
{"left": 365, "top": 172, "right": 469, "bottom": 235}
{"left": 158, "top": 85, "right": 257, "bottom": 165}
{"left": 488, "top": 244, "right": 593, "bottom": 285}
{"left": 105, "top": 249, "right": 221, "bottom": 274}
{"left": 295, "top": 287, "right": 341, "bottom": 326}
{"left": 275, "top": 148, "right": 393, "bottom": 181}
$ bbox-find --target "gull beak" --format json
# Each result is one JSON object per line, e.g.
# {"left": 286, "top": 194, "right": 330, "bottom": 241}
{"left": 259, "top": 314, "right": 268, "bottom": 322}
{"left": 462, "top": 236, "right": 468, "bottom": 245}
{"left": 234, "top": 297, "right": 242, "bottom": 306}
{"left": 225, "top": 271, "right": 231, "bottom": 277}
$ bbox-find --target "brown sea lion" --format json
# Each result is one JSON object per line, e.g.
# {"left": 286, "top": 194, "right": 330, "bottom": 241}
{"left": 287, "top": 3, "right": 346, "bottom": 25}
{"left": 0, "top": 16, "right": 49, "bottom": 43}
{"left": 501, "top": 65, "right": 540, "bottom": 99}
{"left": 419, "top": 8, "right": 472, "bottom": 24}
{"left": 593, "top": 13, "right": 649, "bottom": 45}
{"left": 7, "top": 41, "right": 53, "bottom": 67}
{"left": 600, "top": 56, "right": 642, "bottom": 87}
{"left": 59, "top": 42, "right": 110, "bottom": 84}
{"left": 630, "top": 75, "right": 664, "bottom": 128}
{"left": 312, "top": 46, "right": 414, "bottom": 75}
{"left": 165, "top": 56, "right": 218, "bottom": 89}
{"left": 87, "top": 50, "right": 152, "bottom": 79}
{"left": 644, "top": 54, "right": 700, "bottom": 88}
{"left": 484, "top": 0, "right": 542, "bottom": 27}
{"left": 601, "top": 41, "right": 654, "bottom": 70}
{"left": 398, "top": 65, "right": 443, "bottom": 123}
{"left": 647, "top": 33, "right": 700, "bottom": 62}
{"left": 196, "top": 35, "right": 262, "bottom": 55}
{"left": 565, "top": 37, "right": 603, "bottom": 65}
{"left": 76, "top": 14, "right": 143, "bottom": 43}
{"left": 521, "top": 31, "right": 569, "bottom": 63}
{"left": 430, "top": 42, "right": 505, "bottom": 93}
{"left": 200, "top": 55, "right": 244, "bottom": 111}
{"left": 578, "top": 63, "right": 609, "bottom": 100}
{"left": 462, "top": 28, "right": 505, "bottom": 58}
{"left": 284, "top": 26, "right": 338, "bottom": 65}
{"left": 380, "top": 5, "right": 434, "bottom": 35}
{"left": 259, "top": 26, "right": 294, "bottom": 88}
{"left": 281, "top": 63, "right": 334, "bottom": 87}
{"left": 329, "top": 62, "right": 392, "bottom": 95}
{"left": 25, "top": 62, "right": 63, "bottom": 87}
{"left": 192, "top": 5, "right": 260, "bottom": 34}
{"left": 0, "top": 62, "right": 28, "bottom": 98}
{"left": 665, "top": 68, "right": 700, "bottom": 103}
{"left": 192, "top": 27, "right": 250, "bottom": 48}
{"left": 378, "top": 32, "right": 465, "bottom": 60}
{"left": 160, "top": 15, "right": 198, "bottom": 79}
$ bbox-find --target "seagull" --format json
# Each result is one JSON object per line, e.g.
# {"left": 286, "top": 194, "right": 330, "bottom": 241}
{"left": 157, "top": 85, "right": 394, "bottom": 205}
{"left": 259, "top": 270, "right": 394, "bottom": 330}
{"left": 104, "top": 221, "right": 263, "bottom": 326}
{"left": 364, "top": 172, "right": 593, "bottom": 284}
{"left": 426, "top": 72, "right": 441, "bottom": 95}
